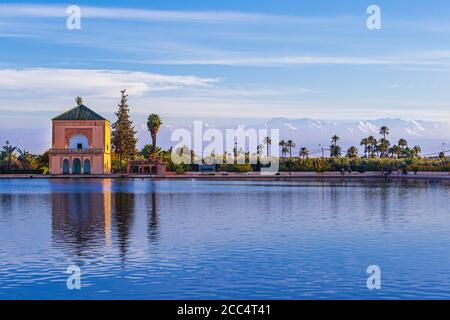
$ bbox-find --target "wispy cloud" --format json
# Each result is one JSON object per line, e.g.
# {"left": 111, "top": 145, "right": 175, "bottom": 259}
{"left": 386, "top": 83, "right": 437, "bottom": 89}
{"left": 0, "top": 4, "right": 331, "bottom": 24}
{"left": 114, "top": 54, "right": 450, "bottom": 67}
{"left": 1, "top": 2, "right": 450, "bottom": 123}
{"left": 173, "top": 86, "right": 316, "bottom": 98}
{"left": 0, "top": 68, "right": 218, "bottom": 98}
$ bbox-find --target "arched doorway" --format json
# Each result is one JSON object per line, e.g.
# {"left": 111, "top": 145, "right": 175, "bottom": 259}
{"left": 62, "top": 159, "right": 70, "bottom": 174}
{"left": 84, "top": 159, "right": 91, "bottom": 174}
{"left": 72, "top": 158, "right": 81, "bottom": 174}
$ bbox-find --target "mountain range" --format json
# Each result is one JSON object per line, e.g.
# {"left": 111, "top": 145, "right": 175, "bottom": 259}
{"left": 1, "top": 117, "right": 449, "bottom": 156}
{"left": 134, "top": 117, "right": 450, "bottom": 157}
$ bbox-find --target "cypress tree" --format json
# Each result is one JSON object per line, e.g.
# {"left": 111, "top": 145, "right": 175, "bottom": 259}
{"left": 111, "top": 89, "right": 137, "bottom": 168}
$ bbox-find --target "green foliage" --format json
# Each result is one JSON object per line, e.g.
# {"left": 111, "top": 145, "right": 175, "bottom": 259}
{"left": 217, "top": 163, "right": 252, "bottom": 172}
{"left": 0, "top": 141, "right": 48, "bottom": 174}
{"left": 140, "top": 144, "right": 163, "bottom": 159}
{"left": 111, "top": 89, "right": 137, "bottom": 165}
{"left": 277, "top": 157, "right": 450, "bottom": 173}
{"left": 175, "top": 165, "right": 186, "bottom": 175}
{"left": 3, "top": 122, "right": 450, "bottom": 175}
{"left": 330, "top": 145, "right": 342, "bottom": 157}
{"left": 111, "top": 159, "right": 127, "bottom": 172}
{"left": 346, "top": 146, "right": 359, "bottom": 158}
{"left": 147, "top": 113, "right": 162, "bottom": 159}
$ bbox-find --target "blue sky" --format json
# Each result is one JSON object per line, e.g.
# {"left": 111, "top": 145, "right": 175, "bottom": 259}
{"left": 1, "top": 0, "right": 450, "bottom": 126}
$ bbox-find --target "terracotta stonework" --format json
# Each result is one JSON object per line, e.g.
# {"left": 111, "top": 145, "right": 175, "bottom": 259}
{"left": 64, "top": 128, "right": 93, "bottom": 147}
{"left": 49, "top": 105, "right": 111, "bottom": 175}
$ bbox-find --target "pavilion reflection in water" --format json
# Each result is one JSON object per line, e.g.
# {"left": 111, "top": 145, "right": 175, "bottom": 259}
{"left": 51, "top": 180, "right": 159, "bottom": 259}
{"left": 51, "top": 180, "right": 112, "bottom": 255}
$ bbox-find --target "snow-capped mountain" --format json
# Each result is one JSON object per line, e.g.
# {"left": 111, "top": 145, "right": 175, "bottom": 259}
{"left": 2, "top": 117, "right": 449, "bottom": 155}
{"left": 134, "top": 117, "right": 450, "bottom": 156}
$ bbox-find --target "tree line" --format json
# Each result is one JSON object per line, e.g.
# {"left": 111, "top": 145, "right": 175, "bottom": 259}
{"left": 1, "top": 91, "right": 448, "bottom": 174}
{"left": 0, "top": 141, "right": 49, "bottom": 174}
{"left": 272, "top": 126, "right": 427, "bottom": 160}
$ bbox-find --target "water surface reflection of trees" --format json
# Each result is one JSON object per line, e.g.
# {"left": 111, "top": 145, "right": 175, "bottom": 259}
{"left": 51, "top": 191, "right": 110, "bottom": 257}
{"left": 51, "top": 181, "right": 161, "bottom": 262}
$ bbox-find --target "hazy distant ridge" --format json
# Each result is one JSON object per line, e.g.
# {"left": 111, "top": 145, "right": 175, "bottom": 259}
{"left": 1, "top": 117, "right": 449, "bottom": 155}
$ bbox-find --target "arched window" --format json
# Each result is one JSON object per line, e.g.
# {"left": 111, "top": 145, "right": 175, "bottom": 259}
{"left": 62, "top": 159, "right": 70, "bottom": 174}
{"left": 69, "top": 134, "right": 89, "bottom": 149}
{"left": 83, "top": 159, "right": 91, "bottom": 174}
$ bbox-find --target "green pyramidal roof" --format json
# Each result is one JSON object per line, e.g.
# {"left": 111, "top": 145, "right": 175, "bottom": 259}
{"left": 53, "top": 104, "right": 106, "bottom": 121}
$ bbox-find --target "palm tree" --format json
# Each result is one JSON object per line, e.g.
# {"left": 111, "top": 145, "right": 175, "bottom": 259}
{"left": 403, "top": 147, "right": 414, "bottom": 158}
{"left": 3, "top": 141, "right": 17, "bottom": 170}
{"left": 75, "top": 96, "right": 83, "bottom": 106}
{"left": 2, "top": 141, "right": 17, "bottom": 170}
{"left": 390, "top": 145, "right": 402, "bottom": 158}
{"left": 257, "top": 144, "right": 264, "bottom": 158}
{"left": 279, "top": 140, "right": 286, "bottom": 157}
{"left": 263, "top": 136, "right": 271, "bottom": 157}
{"left": 16, "top": 148, "right": 32, "bottom": 170}
{"left": 285, "top": 140, "right": 296, "bottom": 158}
{"left": 281, "top": 146, "right": 289, "bottom": 158}
{"left": 398, "top": 138, "right": 408, "bottom": 149}
{"left": 147, "top": 114, "right": 162, "bottom": 160}
{"left": 397, "top": 138, "right": 408, "bottom": 158}
{"left": 377, "top": 138, "right": 391, "bottom": 158}
{"left": 360, "top": 138, "right": 370, "bottom": 158}
{"left": 346, "top": 146, "right": 358, "bottom": 158}
{"left": 367, "top": 136, "right": 378, "bottom": 158}
{"left": 330, "top": 135, "right": 341, "bottom": 157}
{"left": 299, "top": 147, "right": 309, "bottom": 159}
{"left": 331, "top": 135, "right": 340, "bottom": 147}
{"left": 330, "top": 145, "right": 342, "bottom": 157}
{"left": 412, "top": 145, "right": 422, "bottom": 158}
{"left": 140, "top": 144, "right": 162, "bottom": 159}
{"left": 379, "top": 126, "right": 390, "bottom": 139}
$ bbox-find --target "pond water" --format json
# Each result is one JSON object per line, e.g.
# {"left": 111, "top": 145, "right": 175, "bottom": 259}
{"left": 0, "top": 178, "right": 449, "bottom": 299}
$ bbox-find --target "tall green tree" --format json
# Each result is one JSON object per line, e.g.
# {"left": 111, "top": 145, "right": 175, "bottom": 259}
{"left": 16, "top": 148, "right": 32, "bottom": 170}
{"left": 412, "top": 145, "right": 422, "bottom": 158}
{"left": 35, "top": 150, "right": 49, "bottom": 170}
{"left": 367, "top": 135, "right": 378, "bottom": 158}
{"left": 346, "top": 146, "right": 359, "bottom": 158}
{"left": 111, "top": 89, "right": 137, "bottom": 167}
{"left": 379, "top": 126, "right": 390, "bottom": 139}
{"left": 140, "top": 144, "right": 161, "bottom": 159}
{"left": 279, "top": 140, "right": 286, "bottom": 157}
{"left": 263, "top": 136, "right": 271, "bottom": 157}
{"left": 299, "top": 147, "right": 309, "bottom": 159}
{"left": 147, "top": 114, "right": 162, "bottom": 160}
{"left": 377, "top": 138, "right": 391, "bottom": 158}
{"left": 2, "top": 141, "right": 17, "bottom": 170}
{"left": 330, "top": 135, "right": 341, "bottom": 157}
{"left": 390, "top": 145, "right": 402, "bottom": 158}
{"left": 398, "top": 138, "right": 408, "bottom": 149}
{"left": 285, "top": 140, "right": 296, "bottom": 158}
{"left": 331, "top": 135, "right": 340, "bottom": 147}
{"left": 360, "top": 138, "right": 370, "bottom": 158}
{"left": 330, "top": 145, "right": 342, "bottom": 157}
